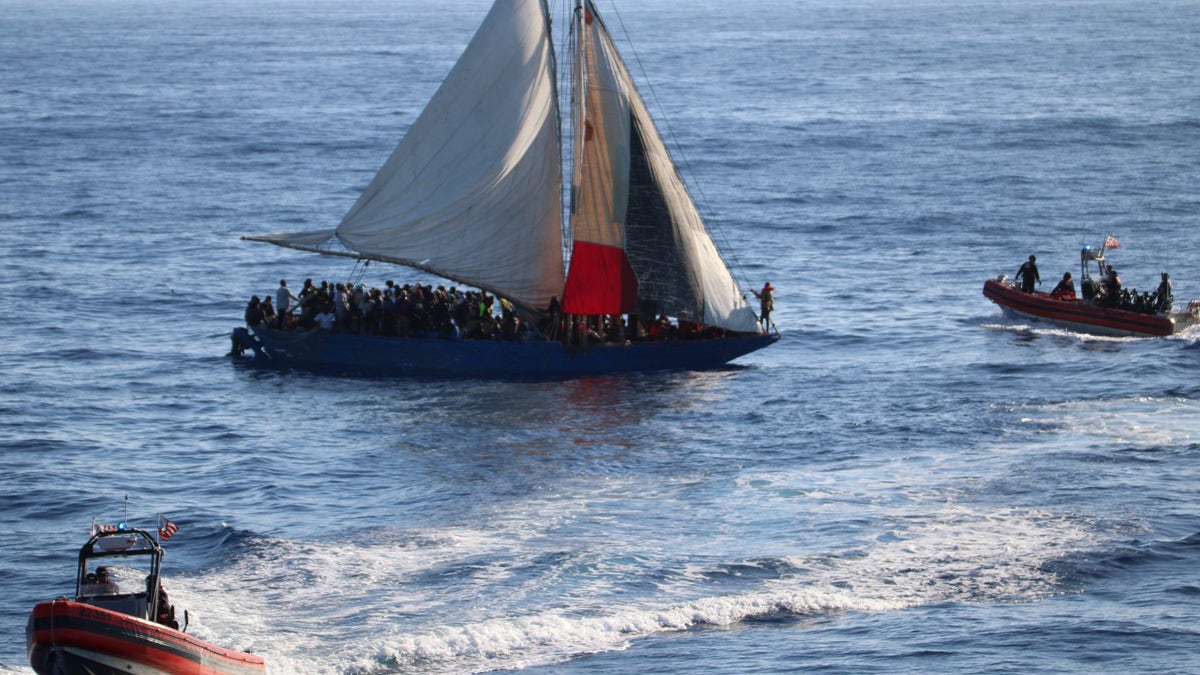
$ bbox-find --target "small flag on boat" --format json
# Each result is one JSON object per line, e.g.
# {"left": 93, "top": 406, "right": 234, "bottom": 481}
{"left": 91, "top": 518, "right": 118, "bottom": 535}
{"left": 158, "top": 515, "right": 179, "bottom": 542}
{"left": 1104, "top": 235, "right": 1121, "bottom": 249}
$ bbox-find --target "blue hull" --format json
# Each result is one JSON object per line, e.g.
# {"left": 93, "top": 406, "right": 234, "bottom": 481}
{"left": 232, "top": 326, "right": 777, "bottom": 378}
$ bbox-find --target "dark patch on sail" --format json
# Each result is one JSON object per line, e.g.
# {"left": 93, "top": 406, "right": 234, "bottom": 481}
{"left": 623, "top": 111, "right": 703, "bottom": 321}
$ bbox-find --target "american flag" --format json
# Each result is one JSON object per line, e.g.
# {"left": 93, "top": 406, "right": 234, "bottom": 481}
{"left": 158, "top": 515, "right": 179, "bottom": 542}
{"left": 91, "top": 518, "right": 118, "bottom": 535}
{"left": 1104, "top": 235, "right": 1122, "bottom": 249}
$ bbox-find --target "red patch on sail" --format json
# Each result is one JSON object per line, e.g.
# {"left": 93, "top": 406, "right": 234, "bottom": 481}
{"left": 562, "top": 241, "right": 638, "bottom": 315}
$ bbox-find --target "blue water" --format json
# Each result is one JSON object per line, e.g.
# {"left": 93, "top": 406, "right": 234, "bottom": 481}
{"left": 3, "top": 0, "right": 1200, "bottom": 672}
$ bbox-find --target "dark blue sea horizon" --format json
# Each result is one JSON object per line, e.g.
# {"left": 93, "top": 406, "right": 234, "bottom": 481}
{"left": 3, "top": 0, "right": 1200, "bottom": 672}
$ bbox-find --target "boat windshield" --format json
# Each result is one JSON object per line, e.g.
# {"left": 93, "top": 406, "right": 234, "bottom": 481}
{"left": 80, "top": 560, "right": 154, "bottom": 598}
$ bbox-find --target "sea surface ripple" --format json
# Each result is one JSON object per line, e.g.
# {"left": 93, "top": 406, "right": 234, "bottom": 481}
{"left": 2, "top": 0, "right": 1200, "bottom": 673}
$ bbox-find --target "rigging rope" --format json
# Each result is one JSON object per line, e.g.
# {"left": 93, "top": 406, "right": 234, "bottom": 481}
{"left": 602, "top": 0, "right": 758, "bottom": 297}
{"left": 346, "top": 258, "right": 370, "bottom": 288}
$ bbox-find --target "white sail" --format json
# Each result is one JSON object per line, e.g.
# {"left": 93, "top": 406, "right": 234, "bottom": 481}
{"left": 565, "top": 2, "right": 760, "bottom": 333}
{"left": 252, "top": 0, "right": 565, "bottom": 311}
{"left": 248, "top": 0, "right": 762, "bottom": 334}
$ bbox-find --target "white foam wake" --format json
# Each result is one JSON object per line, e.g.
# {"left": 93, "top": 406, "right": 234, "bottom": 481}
{"left": 168, "top": 498, "right": 1103, "bottom": 674}
{"left": 331, "top": 506, "right": 1095, "bottom": 674}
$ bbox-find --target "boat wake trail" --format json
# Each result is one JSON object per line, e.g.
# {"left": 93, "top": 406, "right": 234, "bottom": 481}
{"left": 224, "top": 506, "right": 1099, "bottom": 674}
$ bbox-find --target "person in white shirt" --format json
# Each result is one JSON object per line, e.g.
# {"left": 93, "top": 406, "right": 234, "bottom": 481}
{"left": 315, "top": 306, "right": 336, "bottom": 331}
{"left": 275, "top": 279, "right": 299, "bottom": 327}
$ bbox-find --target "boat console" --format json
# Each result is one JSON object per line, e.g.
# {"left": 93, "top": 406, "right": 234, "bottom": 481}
{"left": 76, "top": 528, "right": 166, "bottom": 623}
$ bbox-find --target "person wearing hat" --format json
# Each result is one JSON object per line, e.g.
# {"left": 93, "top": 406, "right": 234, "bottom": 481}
{"left": 753, "top": 282, "right": 775, "bottom": 329}
{"left": 1101, "top": 265, "right": 1122, "bottom": 307}
{"left": 1050, "top": 272, "right": 1076, "bottom": 301}
{"left": 1153, "top": 272, "right": 1173, "bottom": 312}
{"left": 94, "top": 567, "right": 117, "bottom": 595}
{"left": 1015, "top": 255, "right": 1040, "bottom": 293}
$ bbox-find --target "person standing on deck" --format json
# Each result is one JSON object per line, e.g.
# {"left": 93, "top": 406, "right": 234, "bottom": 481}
{"left": 1101, "top": 265, "right": 1122, "bottom": 307}
{"left": 753, "top": 282, "right": 775, "bottom": 329}
{"left": 1154, "top": 272, "right": 1173, "bottom": 312}
{"left": 275, "top": 279, "right": 299, "bottom": 328}
{"left": 1015, "top": 255, "right": 1040, "bottom": 293}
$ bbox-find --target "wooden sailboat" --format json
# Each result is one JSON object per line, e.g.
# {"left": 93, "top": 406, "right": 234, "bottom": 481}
{"left": 234, "top": 0, "right": 777, "bottom": 376}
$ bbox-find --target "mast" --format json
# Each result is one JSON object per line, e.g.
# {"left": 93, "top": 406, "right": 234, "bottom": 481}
{"left": 568, "top": 0, "right": 585, "bottom": 254}
{"left": 562, "top": 0, "right": 761, "bottom": 332}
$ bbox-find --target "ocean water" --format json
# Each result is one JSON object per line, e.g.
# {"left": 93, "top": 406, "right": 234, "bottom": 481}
{"left": 3, "top": 0, "right": 1200, "bottom": 672}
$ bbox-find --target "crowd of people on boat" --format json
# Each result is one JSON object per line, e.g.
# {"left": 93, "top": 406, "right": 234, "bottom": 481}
{"left": 241, "top": 278, "right": 738, "bottom": 346}
{"left": 244, "top": 278, "right": 529, "bottom": 341}
{"left": 1015, "top": 254, "right": 1174, "bottom": 314}
{"left": 1085, "top": 267, "right": 1174, "bottom": 314}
